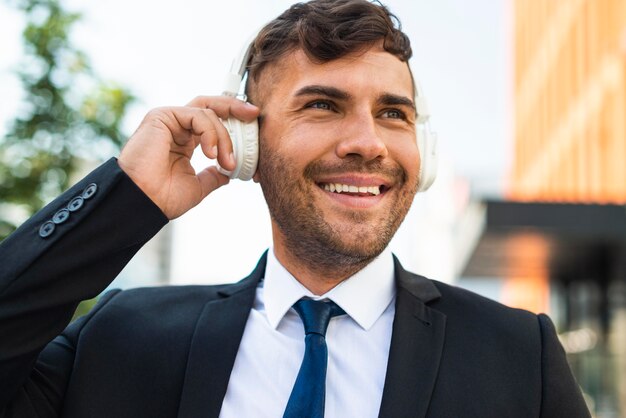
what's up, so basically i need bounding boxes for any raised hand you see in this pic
[118,96,259,219]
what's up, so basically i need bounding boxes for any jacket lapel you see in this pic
[378,257,447,418]
[177,254,266,418]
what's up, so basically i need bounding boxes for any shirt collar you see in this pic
[264,247,396,331]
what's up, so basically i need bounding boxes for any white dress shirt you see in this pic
[219,248,396,418]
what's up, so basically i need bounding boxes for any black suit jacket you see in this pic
[0,159,591,417]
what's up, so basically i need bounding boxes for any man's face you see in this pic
[255,44,421,276]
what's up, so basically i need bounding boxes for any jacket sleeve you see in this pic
[538,314,591,418]
[0,158,168,415]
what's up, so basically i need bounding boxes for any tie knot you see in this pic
[293,299,345,337]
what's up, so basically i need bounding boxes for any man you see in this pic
[0,0,590,417]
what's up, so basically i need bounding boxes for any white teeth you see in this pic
[368,186,380,196]
[321,183,382,196]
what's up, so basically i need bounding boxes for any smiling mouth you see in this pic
[317,182,389,196]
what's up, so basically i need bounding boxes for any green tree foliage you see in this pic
[0,0,135,240]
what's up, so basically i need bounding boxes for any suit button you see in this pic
[82,183,97,200]
[52,208,70,224]
[68,196,84,212]
[39,221,55,238]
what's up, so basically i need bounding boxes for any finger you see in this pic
[143,107,195,148]
[139,106,241,171]
[196,166,230,199]
[199,111,236,170]
[166,107,224,153]
[186,95,260,123]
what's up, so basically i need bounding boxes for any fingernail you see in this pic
[211,145,217,157]
[229,152,236,166]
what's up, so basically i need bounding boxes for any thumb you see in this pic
[196,166,231,200]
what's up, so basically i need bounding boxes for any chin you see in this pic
[322,221,394,258]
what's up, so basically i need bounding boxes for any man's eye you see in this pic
[307,101,333,110]
[383,109,406,119]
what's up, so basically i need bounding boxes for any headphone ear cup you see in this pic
[416,125,438,192]
[217,117,259,181]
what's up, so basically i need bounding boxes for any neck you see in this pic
[272,228,375,295]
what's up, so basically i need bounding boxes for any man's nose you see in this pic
[334,114,388,161]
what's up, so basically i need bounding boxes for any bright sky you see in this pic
[0,0,512,284]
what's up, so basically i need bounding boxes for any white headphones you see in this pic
[218,37,438,192]
[217,39,259,181]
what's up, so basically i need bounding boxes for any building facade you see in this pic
[512,0,626,204]
[511,1,626,415]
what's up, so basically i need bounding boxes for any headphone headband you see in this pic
[224,31,261,97]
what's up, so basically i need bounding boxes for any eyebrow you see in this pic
[294,85,351,101]
[377,93,416,111]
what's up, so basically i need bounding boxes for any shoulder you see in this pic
[73,281,246,329]
[65,281,249,341]
[425,279,545,350]
[394,256,537,323]
[431,279,536,319]
[395,260,538,325]
[395,259,544,346]
[97,281,243,313]
[75,256,265,333]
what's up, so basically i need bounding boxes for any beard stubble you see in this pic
[257,139,419,282]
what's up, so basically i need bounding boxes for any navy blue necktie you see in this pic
[283,299,345,418]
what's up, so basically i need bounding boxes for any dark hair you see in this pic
[248,0,412,83]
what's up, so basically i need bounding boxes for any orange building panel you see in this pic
[510,0,626,204]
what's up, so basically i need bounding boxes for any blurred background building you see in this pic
[462,1,626,416]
